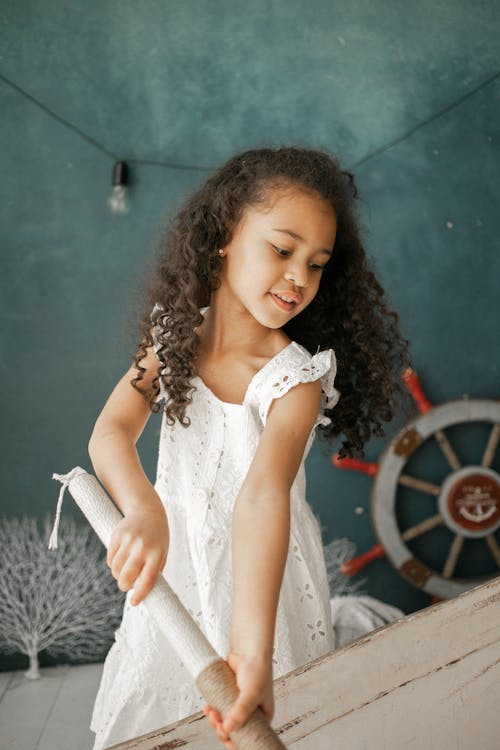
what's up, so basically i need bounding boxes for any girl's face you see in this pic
[220,185,337,327]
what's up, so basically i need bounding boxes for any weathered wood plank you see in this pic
[108,576,500,750]
[288,637,500,748]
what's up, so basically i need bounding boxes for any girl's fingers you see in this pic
[106,538,119,568]
[204,704,237,747]
[204,705,222,722]
[204,706,233,743]
[117,557,144,593]
[207,708,222,729]
[110,545,131,581]
[215,720,230,742]
[206,713,217,729]
[130,563,159,604]
[222,698,254,734]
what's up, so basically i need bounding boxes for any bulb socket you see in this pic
[112,161,129,187]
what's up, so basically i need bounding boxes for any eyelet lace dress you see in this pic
[90,306,341,750]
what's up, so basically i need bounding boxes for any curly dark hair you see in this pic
[131,145,415,459]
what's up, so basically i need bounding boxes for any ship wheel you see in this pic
[333,368,500,601]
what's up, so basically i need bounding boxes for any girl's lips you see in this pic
[272,290,302,304]
[270,292,295,311]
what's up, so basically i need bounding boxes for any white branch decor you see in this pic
[322,535,368,597]
[0,514,125,679]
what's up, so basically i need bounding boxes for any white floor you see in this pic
[0,663,103,750]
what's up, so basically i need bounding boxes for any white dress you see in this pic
[90,306,341,750]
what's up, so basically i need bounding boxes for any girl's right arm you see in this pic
[88,342,169,606]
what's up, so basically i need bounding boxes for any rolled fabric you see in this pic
[51,467,286,750]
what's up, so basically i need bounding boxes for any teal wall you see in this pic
[1,0,499,669]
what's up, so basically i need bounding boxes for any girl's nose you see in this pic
[285,266,308,288]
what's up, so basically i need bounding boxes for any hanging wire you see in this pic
[1,70,498,173]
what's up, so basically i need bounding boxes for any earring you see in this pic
[218,248,225,256]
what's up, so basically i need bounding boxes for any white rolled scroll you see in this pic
[51,467,286,750]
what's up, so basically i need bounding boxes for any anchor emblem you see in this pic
[457,484,498,523]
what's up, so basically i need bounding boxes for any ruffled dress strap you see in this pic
[255,341,341,428]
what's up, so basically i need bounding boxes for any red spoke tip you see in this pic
[402,368,433,413]
[332,454,379,476]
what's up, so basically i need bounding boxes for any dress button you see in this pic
[195,488,208,502]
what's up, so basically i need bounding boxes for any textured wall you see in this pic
[1,0,499,649]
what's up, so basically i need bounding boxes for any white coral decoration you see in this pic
[313,513,368,597]
[322,535,368,597]
[0,514,125,679]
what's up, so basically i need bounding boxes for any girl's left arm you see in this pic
[212,378,323,742]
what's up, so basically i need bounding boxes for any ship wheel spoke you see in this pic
[399,474,440,495]
[434,429,461,470]
[481,423,500,468]
[402,513,443,542]
[442,533,465,578]
[485,533,500,567]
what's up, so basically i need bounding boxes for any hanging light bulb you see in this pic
[108,160,130,215]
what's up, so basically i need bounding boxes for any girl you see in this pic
[87,146,412,749]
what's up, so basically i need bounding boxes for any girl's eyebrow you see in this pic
[271,227,332,256]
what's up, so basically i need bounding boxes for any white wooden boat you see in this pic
[109,574,500,749]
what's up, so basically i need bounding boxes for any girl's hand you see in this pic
[203,650,274,748]
[106,506,169,605]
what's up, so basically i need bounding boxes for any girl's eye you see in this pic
[273,245,290,257]
[271,245,326,271]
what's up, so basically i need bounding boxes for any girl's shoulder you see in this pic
[250,339,341,429]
